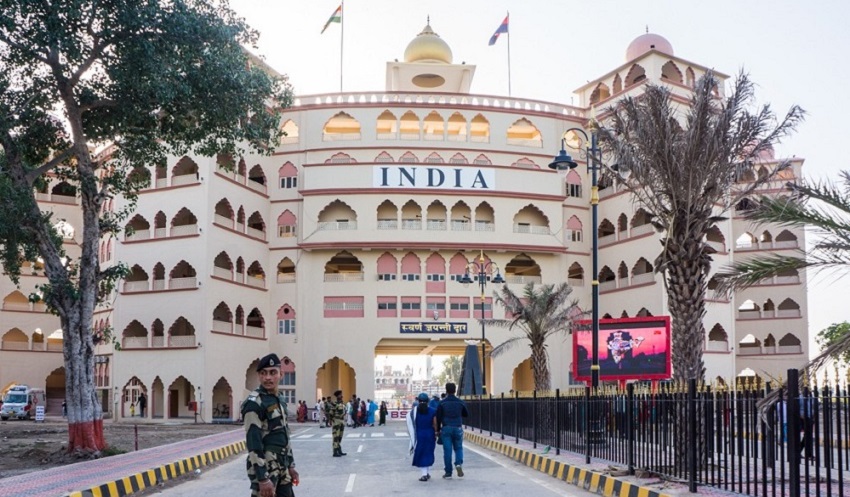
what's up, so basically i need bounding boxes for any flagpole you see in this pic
[506,11,511,97]
[340,0,344,92]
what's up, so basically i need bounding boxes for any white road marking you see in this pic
[465,445,563,495]
[357,444,363,453]
[394,432,408,437]
[321,434,332,438]
[346,433,361,438]
[371,432,384,437]
[295,434,315,439]
[344,473,356,493]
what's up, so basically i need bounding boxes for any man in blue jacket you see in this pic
[435,382,469,479]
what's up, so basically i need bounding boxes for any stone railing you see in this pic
[736,239,799,251]
[1,341,29,350]
[475,222,495,232]
[377,220,398,230]
[169,277,197,289]
[212,266,232,280]
[513,224,550,235]
[568,277,584,287]
[245,275,266,288]
[630,273,655,286]
[171,174,199,187]
[277,273,296,283]
[170,224,198,237]
[705,340,729,352]
[324,272,365,282]
[122,337,148,349]
[123,280,149,293]
[318,221,357,231]
[247,180,267,194]
[323,301,365,311]
[401,220,422,230]
[2,301,32,311]
[451,220,471,231]
[505,275,542,285]
[214,214,233,228]
[125,229,151,241]
[169,335,196,347]
[427,220,447,231]
[212,320,232,333]
[245,326,264,338]
[246,226,266,240]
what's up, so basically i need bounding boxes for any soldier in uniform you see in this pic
[242,353,300,497]
[330,389,348,457]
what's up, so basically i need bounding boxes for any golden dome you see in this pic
[403,23,453,64]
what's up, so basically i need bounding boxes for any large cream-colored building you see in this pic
[0,26,807,421]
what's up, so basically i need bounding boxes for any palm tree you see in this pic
[716,171,850,377]
[485,282,583,391]
[596,72,804,381]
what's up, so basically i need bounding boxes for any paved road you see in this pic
[148,423,597,497]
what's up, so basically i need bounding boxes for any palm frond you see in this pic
[489,336,526,358]
[713,254,809,294]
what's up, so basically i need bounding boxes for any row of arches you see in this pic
[598,258,656,291]
[320,112,543,148]
[589,61,712,105]
[273,199,551,236]
[737,298,803,319]
[125,208,201,241]
[34,180,79,204]
[211,253,267,288]
[123,260,207,292]
[212,199,267,240]
[1,327,63,351]
[120,317,198,348]
[118,357,300,420]
[738,332,803,355]
[735,230,799,251]
[2,290,48,313]
[210,302,271,337]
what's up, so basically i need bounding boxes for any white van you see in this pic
[0,385,47,420]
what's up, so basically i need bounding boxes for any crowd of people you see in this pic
[241,362,470,496]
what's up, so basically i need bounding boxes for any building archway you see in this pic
[152,377,165,418]
[45,366,65,416]
[212,377,234,421]
[166,376,195,419]
[511,358,534,392]
[316,357,357,401]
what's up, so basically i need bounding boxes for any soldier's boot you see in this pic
[338,447,347,456]
[333,448,342,457]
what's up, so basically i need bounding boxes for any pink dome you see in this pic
[626,33,674,61]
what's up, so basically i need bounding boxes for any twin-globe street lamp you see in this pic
[458,249,504,395]
[547,125,630,389]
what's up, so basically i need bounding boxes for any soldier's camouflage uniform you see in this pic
[242,386,295,497]
[330,399,346,450]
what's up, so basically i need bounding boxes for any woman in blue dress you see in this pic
[407,392,437,481]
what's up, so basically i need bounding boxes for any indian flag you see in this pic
[321,4,342,34]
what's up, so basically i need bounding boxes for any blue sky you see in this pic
[231,0,850,352]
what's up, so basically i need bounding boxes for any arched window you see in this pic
[377,200,398,230]
[376,110,398,140]
[426,201,447,230]
[568,263,584,286]
[277,257,295,283]
[278,162,298,189]
[423,111,445,140]
[624,64,646,86]
[280,119,299,143]
[447,113,467,142]
[401,200,422,229]
[470,114,490,143]
[474,202,495,231]
[170,208,198,236]
[323,112,361,141]
[213,252,233,279]
[448,253,469,282]
[399,111,420,140]
[565,170,582,198]
[512,205,550,235]
[425,253,446,291]
[612,74,623,94]
[589,83,611,104]
[661,61,683,84]
[247,165,267,190]
[277,305,296,335]
[376,252,398,281]
[566,216,583,243]
[125,214,151,241]
[214,199,234,228]
[277,210,297,238]
[449,201,472,231]
[505,254,540,284]
[246,211,266,238]
[599,219,616,238]
[472,154,491,165]
[168,317,196,347]
[317,200,357,230]
[686,67,695,87]
[506,118,542,147]
[400,253,421,281]
[171,156,199,184]
[212,303,233,333]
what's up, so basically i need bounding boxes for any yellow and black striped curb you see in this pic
[465,432,672,497]
[65,440,247,497]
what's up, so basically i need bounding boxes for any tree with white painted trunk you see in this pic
[0,0,291,455]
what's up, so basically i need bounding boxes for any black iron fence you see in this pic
[464,370,850,497]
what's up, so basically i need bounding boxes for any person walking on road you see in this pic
[379,401,388,426]
[436,382,469,479]
[330,390,348,457]
[241,353,299,497]
[407,392,438,481]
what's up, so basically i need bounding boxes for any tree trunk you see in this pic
[665,228,708,473]
[65,308,105,453]
[530,341,550,391]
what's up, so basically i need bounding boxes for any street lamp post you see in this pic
[548,126,608,389]
[458,249,505,395]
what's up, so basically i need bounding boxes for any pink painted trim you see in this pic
[210,275,269,291]
[214,172,271,199]
[122,234,200,245]
[300,187,564,202]
[599,281,656,295]
[295,241,569,254]
[210,330,267,341]
[213,222,269,244]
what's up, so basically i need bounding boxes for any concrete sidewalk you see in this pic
[0,429,244,497]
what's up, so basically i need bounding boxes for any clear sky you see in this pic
[230,0,850,355]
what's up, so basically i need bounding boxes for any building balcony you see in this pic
[505,275,542,285]
[318,220,357,231]
[513,224,550,235]
[277,273,296,284]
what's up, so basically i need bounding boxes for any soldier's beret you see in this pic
[256,353,282,371]
[333,390,342,397]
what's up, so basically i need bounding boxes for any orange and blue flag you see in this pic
[488,15,509,46]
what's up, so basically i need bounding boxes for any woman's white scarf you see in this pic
[407,404,417,454]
